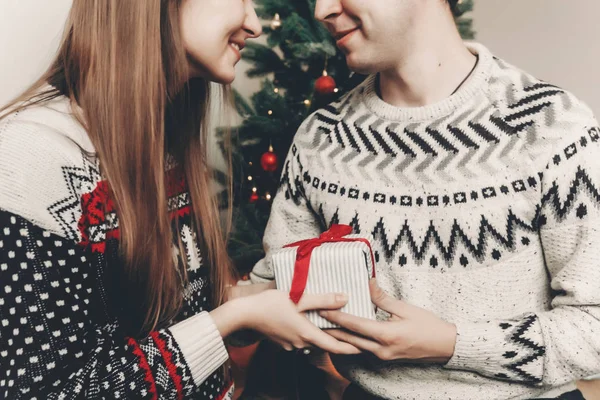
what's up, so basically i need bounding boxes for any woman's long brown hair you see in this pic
[0,0,234,336]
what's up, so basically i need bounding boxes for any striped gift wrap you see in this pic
[272,235,376,329]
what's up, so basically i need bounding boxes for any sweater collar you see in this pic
[360,42,494,123]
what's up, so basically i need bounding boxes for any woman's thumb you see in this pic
[296,293,348,312]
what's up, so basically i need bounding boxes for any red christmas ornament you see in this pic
[260,146,278,172]
[315,71,337,95]
[249,192,259,203]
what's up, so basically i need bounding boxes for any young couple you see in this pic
[0,0,598,399]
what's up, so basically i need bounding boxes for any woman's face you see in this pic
[180,0,262,84]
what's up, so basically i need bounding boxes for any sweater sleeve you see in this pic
[250,121,322,283]
[0,209,229,399]
[444,123,600,385]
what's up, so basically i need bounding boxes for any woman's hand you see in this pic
[214,289,361,355]
[320,279,457,363]
[226,281,276,302]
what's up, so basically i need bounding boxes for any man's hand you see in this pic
[320,279,457,363]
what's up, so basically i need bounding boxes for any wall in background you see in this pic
[0,0,72,106]
[472,0,600,114]
[1,0,598,113]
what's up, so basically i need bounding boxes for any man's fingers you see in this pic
[327,329,380,354]
[369,279,412,317]
[312,332,362,355]
[303,325,361,355]
[296,292,348,312]
[369,279,395,311]
[319,310,381,339]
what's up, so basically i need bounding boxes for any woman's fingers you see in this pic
[277,342,314,354]
[281,343,294,351]
[302,325,361,355]
[296,292,348,312]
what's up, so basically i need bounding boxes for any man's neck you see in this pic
[377,17,477,108]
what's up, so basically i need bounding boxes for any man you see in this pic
[251,0,600,398]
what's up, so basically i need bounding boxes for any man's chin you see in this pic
[345,57,378,75]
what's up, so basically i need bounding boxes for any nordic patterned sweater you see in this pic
[0,97,233,399]
[251,43,600,399]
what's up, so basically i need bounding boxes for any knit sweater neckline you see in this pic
[361,42,494,122]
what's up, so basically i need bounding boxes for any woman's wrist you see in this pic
[227,281,275,302]
[237,293,262,330]
[210,296,257,337]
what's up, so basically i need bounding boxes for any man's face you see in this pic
[315,0,422,74]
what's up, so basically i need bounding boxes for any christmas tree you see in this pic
[223,0,475,276]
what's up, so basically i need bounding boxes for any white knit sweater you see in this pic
[251,43,600,399]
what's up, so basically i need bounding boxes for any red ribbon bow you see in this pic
[283,224,376,304]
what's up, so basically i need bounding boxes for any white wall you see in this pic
[472,0,600,114]
[0,0,72,106]
[1,1,598,114]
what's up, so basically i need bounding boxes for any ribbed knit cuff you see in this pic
[443,321,507,376]
[169,311,229,386]
[444,316,547,385]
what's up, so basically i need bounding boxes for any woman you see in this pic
[0,1,358,398]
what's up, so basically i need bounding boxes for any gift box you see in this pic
[272,225,376,329]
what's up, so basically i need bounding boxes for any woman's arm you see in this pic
[0,209,357,399]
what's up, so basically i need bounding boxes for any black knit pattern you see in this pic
[0,207,228,399]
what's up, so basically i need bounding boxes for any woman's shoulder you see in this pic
[1,95,95,152]
[0,96,101,240]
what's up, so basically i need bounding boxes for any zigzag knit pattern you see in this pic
[253,43,600,399]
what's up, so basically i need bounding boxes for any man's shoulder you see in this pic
[297,79,368,140]
[489,56,595,121]
[488,56,597,145]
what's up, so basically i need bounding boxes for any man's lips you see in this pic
[334,28,359,41]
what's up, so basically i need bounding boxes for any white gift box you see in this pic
[272,231,376,329]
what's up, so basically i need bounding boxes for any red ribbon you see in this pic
[283,224,376,304]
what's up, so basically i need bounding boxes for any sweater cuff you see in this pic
[444,321,506,376]
[443,316,545,384]
[169,311,229,386]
